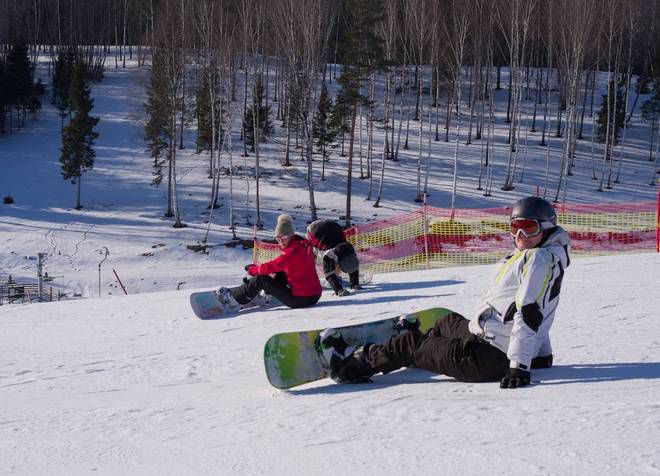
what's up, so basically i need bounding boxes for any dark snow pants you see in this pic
[365,312,510,383]
[230,272,320,309]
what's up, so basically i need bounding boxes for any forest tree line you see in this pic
[1,0,659,229]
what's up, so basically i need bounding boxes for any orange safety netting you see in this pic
[253,201,659,275]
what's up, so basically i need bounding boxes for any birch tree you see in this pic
[272,0,340,222]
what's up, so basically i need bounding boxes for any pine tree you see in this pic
[596,79,625,154]
[144,60,170,187]
[196,73,212,154]
[641,86,660,162]
[5,42,34,130]
[312,82,336,160]
[195,72,223,154]
[243,75,273,152]
[52,48,76,130]
[337,0,385,225]
[0,59,7,133]
[330,89,351,156]
[60,62,100,210]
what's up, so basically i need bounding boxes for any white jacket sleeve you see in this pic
[507,248,554,368]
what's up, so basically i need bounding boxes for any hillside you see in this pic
[0,57,658,297]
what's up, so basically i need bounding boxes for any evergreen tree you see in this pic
[5,42,34,129]
[337,0,385,225]
[144,60,170,186]
[243,75,273,152]
[0,59,7,133]
[312,82,337,174]
[329,89,351,156]
[27,78,44,118]
[60,62,100,209]
[641,85,660,162]
[596,79,625,153]
[52,48,76,130]
[195,71,223,154]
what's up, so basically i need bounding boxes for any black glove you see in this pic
[244,264,253,272]
[500,367,531,389]
[531,354,553,369]
[335,288,351,297]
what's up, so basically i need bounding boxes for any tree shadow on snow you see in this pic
[536,362,660,385]
[361,279,465,293]
[309,292,457,309]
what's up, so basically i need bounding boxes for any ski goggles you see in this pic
[510,218,543,238]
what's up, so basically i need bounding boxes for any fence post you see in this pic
[252,224,258,264]
[98,247,109,298]
[656,178,659,253]
[423,193,430,269]
[37,253,44,302]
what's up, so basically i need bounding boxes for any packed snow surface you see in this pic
[1,252,659,475]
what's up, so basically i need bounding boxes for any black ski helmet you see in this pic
[335,242,359,274]
[511,196,557,226]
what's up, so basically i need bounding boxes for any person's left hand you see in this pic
[245,264,258,276]
[500,368,531,389]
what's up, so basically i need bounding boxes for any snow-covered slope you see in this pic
[2,252,659,475]
[1,57,658,298]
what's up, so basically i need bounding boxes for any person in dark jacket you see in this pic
[217,214,322,310]
[306,219,361,297]
[318,197,569,389]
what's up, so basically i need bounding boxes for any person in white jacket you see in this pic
[320,196,571,389]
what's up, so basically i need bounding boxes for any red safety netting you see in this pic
[254,200,659,275]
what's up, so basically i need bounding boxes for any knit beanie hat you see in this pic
[274,214,295,237]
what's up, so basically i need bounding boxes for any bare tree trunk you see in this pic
[284,88,292,166]
[345,101,358,226]
[122,0,128,68]
[577,70,589,139]
[615,5,637,183]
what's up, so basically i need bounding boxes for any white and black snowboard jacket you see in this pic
[468,227,571,370]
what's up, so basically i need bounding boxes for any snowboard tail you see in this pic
[263,307,454,389]
[190,290,277,320]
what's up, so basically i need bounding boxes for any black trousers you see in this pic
[230,272,321,309]
[365,313,510,383]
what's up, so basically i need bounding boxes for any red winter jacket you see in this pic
[251,235,322,297]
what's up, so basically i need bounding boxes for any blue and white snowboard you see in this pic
[189,290,278,320]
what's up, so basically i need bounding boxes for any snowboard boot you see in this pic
[393,314,421,334]
[245,290,271,309]
[317,329,374,384]
[216,287,242,311]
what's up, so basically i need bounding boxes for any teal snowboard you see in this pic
[263,307,454,389]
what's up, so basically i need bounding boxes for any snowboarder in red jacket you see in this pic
[217,214,322,310]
